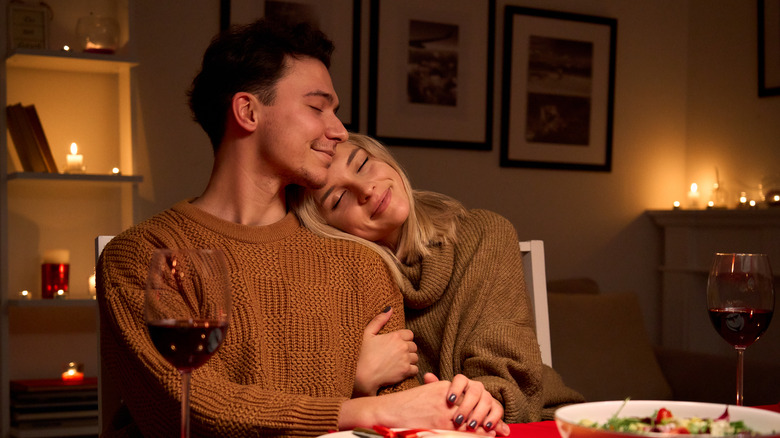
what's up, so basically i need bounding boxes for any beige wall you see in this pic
[129,0,780,344]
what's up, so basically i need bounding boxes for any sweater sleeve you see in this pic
[97,232,347,437]
[450,211,546,423]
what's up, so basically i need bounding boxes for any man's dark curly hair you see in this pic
[187,19,334,150]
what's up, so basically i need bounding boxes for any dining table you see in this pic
[505,403,780,438]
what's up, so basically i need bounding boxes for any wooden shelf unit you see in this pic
[1,2,139,437]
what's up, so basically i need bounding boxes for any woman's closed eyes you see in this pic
[331,155,370,210]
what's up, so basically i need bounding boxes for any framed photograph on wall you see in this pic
[368,0,495,150]
[219,0,361,131]
[500,7,616,171]
[759,0,780,97]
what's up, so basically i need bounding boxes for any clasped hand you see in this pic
[351,308,509,436]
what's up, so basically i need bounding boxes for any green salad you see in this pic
[578,402,761,436]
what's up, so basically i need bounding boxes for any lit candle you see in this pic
[61,362,84,382]
[112,167,121,175]
[19,290,31,300]
[672,201,681,210]
[738,191,748,209]
[88,272,97,299]
[66,143,84,174]
[768,190,780,207]
[687,183,700,209]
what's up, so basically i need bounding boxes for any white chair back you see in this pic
[94,235,117,433]
[519,240,552,367]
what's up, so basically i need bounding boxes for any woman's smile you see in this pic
[371,188,392,218]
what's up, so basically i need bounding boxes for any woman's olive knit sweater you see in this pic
[400,209,584,423]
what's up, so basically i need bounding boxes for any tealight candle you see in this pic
[66,143,84,174]
[19,290,31,300]
[737,192,749,209]
[672,201,681,210]
[112,167,120,175]
[61,362,84,382]
[767,190,780,207]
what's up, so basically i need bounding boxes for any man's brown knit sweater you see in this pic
[97,200,415,437]
[400,209,584,423]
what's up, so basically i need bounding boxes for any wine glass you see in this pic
[706,253,774,406]
[145,248,231,438]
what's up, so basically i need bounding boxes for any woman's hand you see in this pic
[353,307,419,396]
[340,374,509,437]
[425,373,510,436]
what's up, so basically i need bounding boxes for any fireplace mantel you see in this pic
[647,209,780,362]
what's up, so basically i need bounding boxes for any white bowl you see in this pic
[555,400,780,437]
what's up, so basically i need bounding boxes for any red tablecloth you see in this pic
[506,403,780,438]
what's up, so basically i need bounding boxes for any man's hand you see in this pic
[353,307,419,397]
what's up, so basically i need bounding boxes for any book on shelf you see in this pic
[10,377,98,393]
[7,130,24,172]
[5,103,56,173]
[10,421,98,438]
[24,105,59,173]
[10,378,98,437]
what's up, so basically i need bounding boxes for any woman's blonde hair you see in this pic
[288,133,466,285]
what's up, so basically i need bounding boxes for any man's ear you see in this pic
[231,92,259,132]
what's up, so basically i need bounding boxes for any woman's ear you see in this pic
[231,92,259,132]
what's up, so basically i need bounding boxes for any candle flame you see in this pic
[70,143,78,154]
[690,183,698,193]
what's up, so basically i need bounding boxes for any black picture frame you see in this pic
[500,6,616,172]
[759,0,780,97]
[367,0,495,150]
[219,0,361,131]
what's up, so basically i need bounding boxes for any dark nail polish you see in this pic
[468,420,477,429]
[485,422,493,430]
[447,393,457,403]
[382,305,392,313]
[455,414,464,425]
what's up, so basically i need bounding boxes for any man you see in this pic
[97,19,507,437]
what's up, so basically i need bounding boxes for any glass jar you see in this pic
[76,13,119,54]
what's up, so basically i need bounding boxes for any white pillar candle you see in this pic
[66,142,84,173]
[687,183,700,209]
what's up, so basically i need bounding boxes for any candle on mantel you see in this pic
[66,143,84,174]
[62,362,84,382]
[19,290,31,300]
[687,183,700,209]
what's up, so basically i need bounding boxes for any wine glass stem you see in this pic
[735,347,745,406]
[181,371,191,438]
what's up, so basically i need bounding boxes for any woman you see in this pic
[289,133,583,424]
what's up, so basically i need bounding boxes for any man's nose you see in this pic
[327,114,348,143]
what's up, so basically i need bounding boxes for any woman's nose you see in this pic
[354,182,373,204]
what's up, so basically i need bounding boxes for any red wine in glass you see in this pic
[145,249,231,438]
[147,319,228,373]
[706,253,774,406]
[707,308,773,349]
